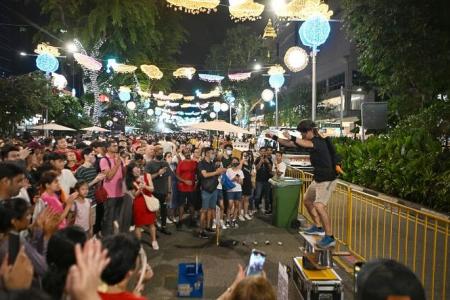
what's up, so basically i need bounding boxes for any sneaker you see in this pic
[244,214,252,220]
[232,219,239,228]
[238,215,246,222]
[303,225,325,236]
[212,223,217,229]
[157,221,161,227]
[225,220,231,228]
[160,227,172,235]
[317,235,336,249]
[206,227,215,233]
[166,218,173,224]
[198,231,209,239]
[264,210,272,215]
[151,241,159,250]
[220,219,226,228]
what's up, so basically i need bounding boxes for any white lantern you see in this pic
[146,109,154,116]
[261,89,274,102]
[284,46,309,73]
[106,120,113,127]
[210,112,217,119]
[220,103,229,112]
[126,101,136,110]
[155,108,162,116]
[213,101,221,113]
[112,117,118,122]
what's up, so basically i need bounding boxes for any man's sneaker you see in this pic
[166,218,173,224]
[264,210,272,215]
[232,219,239,228]
[206,227,215,233]
[238,215,246,222]
[317,235,336,249]
[212,222,217,229]
[198,231,209,239]
[151,241,159,250]
[225,220,231,228]
[244,214,252,220]
[303,225,325,236]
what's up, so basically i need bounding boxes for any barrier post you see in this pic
[346,185,353,251]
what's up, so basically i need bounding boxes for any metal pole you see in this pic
[311,50,317,122]
[361,102,365,142]
[340,86,344,137]
[275,88,279,129]
[229,105,232,124]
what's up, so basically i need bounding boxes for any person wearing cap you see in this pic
[267,119,338,249]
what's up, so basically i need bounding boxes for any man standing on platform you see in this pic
[267,120,338,249]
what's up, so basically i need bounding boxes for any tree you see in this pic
[343,0,450,119]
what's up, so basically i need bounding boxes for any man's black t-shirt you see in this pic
[222,156,233,168]
[309,137,336,182]
[198,159,219,193]
[255,157,272,182]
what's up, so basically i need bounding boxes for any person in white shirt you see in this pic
[225,157,245,228]
[273,151,287,178]
[46,152,77,196]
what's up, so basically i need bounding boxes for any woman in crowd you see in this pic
[240,151,254,221]
[225,157,245,228]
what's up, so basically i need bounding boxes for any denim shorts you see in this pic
[217,189,223,202]
[227,191,242,201]
[201,190,218,209]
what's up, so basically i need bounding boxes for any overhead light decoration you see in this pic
[184,95,195,101]
[106,120,113,127]
[262,19,277,39]
[220,103,229,112]
[173,67,196,79]
[302,0,333,20]
[34,43,60,73]
[229,0,265,22]
[269,74,285,90]
[127,101,137,110]
[166,102,180,107]
[261,89,274,102]
[153,92,170,101]
[213,102,221,113]
[228,72,252,82]
[51,73,67,90]
[119,86,131,102]
[198,74,224,83]
[73,53,102,71]
[200,103,210,109]
[198,87,221,99]
[299,14,331,50]
[112,63,137,73]
[157,100,167,107]
[155,107,162,116]
[210,112,217,119]
[284,46,309,72]
[106,58,117,73]
[140,64,163,80]
[166,0,220,14]
[143,100,150,108]
[147,108,154,116]
[274,0,333,20]
[99,94,110,103]
[168,93,184,101]
[138,90,152,98]
[268,64,285,75]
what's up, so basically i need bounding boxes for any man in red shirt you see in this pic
[175,149,198,229]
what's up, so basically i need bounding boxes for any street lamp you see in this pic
[269,74,285,129]
[19,52,27,56]
[66,42,78,53]
[253,63,262,71]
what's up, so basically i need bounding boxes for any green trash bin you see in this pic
[269,177,302,228]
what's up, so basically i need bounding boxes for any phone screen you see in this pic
[8,233,20,265]
[246,249,266,276]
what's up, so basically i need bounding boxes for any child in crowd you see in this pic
[73,180,93,236]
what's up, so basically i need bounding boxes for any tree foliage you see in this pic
[343,0,450,119]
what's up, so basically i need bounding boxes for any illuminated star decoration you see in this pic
[140,65,163,80]
[166,0,220,14]
[229,0,265,22]
[262,19,277,39]
[228,72,252,82]
[73,53,102,71]
[173,67,196,79]
[112,63,137,74]
[34,43,60,73]
[198,74,224,83]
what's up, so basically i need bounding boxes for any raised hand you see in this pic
[1,247,34,290]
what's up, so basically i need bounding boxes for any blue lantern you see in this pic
[143,100,150,108]
[299,15,331,50]
[36,53,59,73]
[269,74,285,89]
[119,91,131,102]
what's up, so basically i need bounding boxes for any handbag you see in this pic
[95,182,108,203]
[221,174,236,191]
[143,194,160,212]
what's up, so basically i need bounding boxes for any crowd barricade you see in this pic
[285,167,450,300]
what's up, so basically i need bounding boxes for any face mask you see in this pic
[226,150,232,155]
[156,155,163,160]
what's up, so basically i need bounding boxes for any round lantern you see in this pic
[210,112,217,119]
[261,89,274,102]
[155,108,162,116]
[36,53,59,73]
[269,74,285,89]
[143,100,150,108]
[112,117,118,122]
[284,46,309,72]
[126,101,136,110]
[213,102,221,113]
[299,15,331,49]
[220,103,229,112]
[106,120,113,127]
[147,109,154,116]
[99,94,110,103]
[119,91,131,102]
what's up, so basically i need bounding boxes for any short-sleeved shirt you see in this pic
[309,137,337,182]
[255,157,273,182]
[226,168,245,192]
[59,169,77,196]
[74,198,91,231]
[100,155,124,198]
[198,159,219,193]
[221,156,233,168]
[273,161,287,177]
[75,166,98,200]
[176,159,198,192]
[145,159,172,194]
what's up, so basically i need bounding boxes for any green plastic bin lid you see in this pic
[269,177,302,187]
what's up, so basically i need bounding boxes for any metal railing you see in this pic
[285,167,450,300]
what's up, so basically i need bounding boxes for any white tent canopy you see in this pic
[188,120,251,134]
[30,123,76,131]
[81,126,110,132]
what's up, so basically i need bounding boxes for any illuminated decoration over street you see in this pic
[112,63,137,73]
[119,86,131,102]
[284,46,309,72]
[35,43,60,57]
[137,90,151,98]
[73,53,102,71]
[262,19,277,39]
[126,101,136,110]
[299,14,330,50]
[269,74,285,89]
[274,0,333,20]
[220,103,229,112]
[153,92,171,101]
[228,72,252,81]
[99,94,110,103]
[106,120,113,127]
[140,64,163,79]
[36,53,59,73]
[168,93,184,100]
[147,109,154,116]
[157,100,167,107]
[51,73,67,90]
[197,87,221,99]
[229,0,265,22]
[199,74,224,83]
[184,96,195,101]
[210,112,217,119]
[261,89,274,102]
[213,102,221,112]
[166,0,220,14]
[173,67,196,79]
[267,64,285,75]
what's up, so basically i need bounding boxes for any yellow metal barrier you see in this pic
[286,167,450,300]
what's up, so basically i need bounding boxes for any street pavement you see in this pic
[140,214,354,300]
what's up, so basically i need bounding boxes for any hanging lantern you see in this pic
[184,95,195,101]
[51,73,67,90]
[274,0,333,20]
[127,101,136,110]
[213,102,221,113]
[284,46,309,72]
[229,0,265,22]
[112,63,137,73]
[99,94,110,103]
[228,72,252,82]
[261,89,274,102]
[138,90,152,98]
[36,53,59,73]
[155,108,162,116]
[73,53,102,71]
[166,0,220,14]
[299,14,331,50]
[168,93,184,101]
[119,86,131,102]
[140,64,163,80]
[262,19,277,39]
[268,64,285,75]
[106,120,113,127]
[147,109,154,116]
[209,112,217,119]
[199,74,224,83]
[269,74,285,89]
[220,103,229,112]
[112,117,119,122]
[173,67,196,79]
[143,100,150,108]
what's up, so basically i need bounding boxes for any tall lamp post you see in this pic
[299,15,331,122]
[268,74,285,129]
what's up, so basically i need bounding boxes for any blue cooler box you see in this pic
[177,263,204,298]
